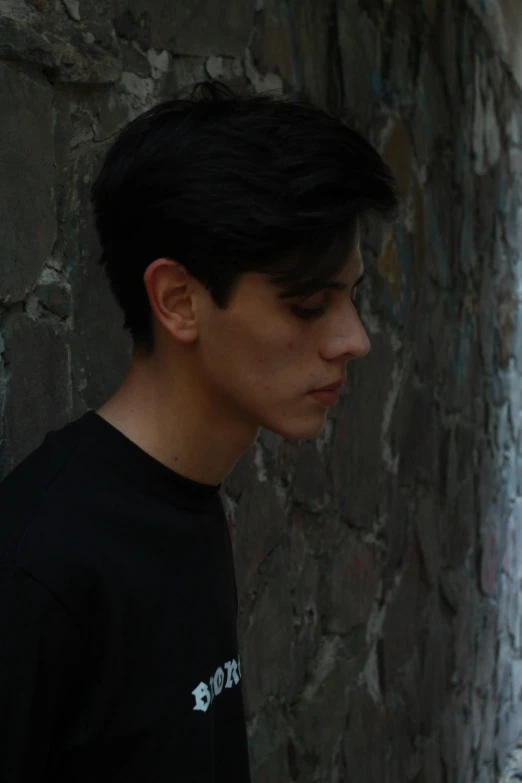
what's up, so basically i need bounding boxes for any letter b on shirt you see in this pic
[192,682,211,712]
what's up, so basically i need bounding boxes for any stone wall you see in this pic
[1,1,522,781]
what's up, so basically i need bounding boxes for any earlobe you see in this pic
[166,316,199,344]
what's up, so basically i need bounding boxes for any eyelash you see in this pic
[292,305,328,320]
[292,290,361,320]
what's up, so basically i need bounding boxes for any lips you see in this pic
[312,379,345,392]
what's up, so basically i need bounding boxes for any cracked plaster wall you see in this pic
[1,0,522,781]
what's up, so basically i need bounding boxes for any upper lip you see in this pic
[312,378,345,392]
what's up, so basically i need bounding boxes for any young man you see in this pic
[0,81,397,781]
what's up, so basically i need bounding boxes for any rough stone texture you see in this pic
[466,0,522,91]
[241,548,294,718]
[499,739,522,782]
[1,1,522,782]
[66,146,132,415]
[1,313,71,475]
[0,62,55,303]
[113,0,254,57]
[0,12,122,83]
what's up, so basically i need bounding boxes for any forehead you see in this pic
[334,242,363,279]
[222,238,364,308]
[272,240,363,299]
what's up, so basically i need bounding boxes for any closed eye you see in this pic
[290,271,365,321]
[291,303,328,320]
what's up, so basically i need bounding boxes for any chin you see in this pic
[265,416,327,441]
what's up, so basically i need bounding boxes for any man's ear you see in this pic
[143,258,199,344]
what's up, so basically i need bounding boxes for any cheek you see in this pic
[248,338,308,399]
[203,307,306,392]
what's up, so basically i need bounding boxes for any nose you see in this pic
[351,317,371,359]
[321,308,371,362]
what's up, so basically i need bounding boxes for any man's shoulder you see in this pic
[0,410,206,620]
[0,414,122,612]
[0,412,89,501]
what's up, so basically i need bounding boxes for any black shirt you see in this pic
[0,411,251,782]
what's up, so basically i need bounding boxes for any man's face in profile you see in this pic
[191,238,370,441]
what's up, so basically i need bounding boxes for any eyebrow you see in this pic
[319,270,366,292]
[275,270,365,299]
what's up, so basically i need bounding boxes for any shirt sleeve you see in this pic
[0,563,84,782]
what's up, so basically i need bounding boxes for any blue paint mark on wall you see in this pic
[416,85,432,145]
[424,192,464,373]
[380,227,411,325]
[281,0,302,96]
[456,317,475,382]
[377,192,475,386]
[64,215,79,275]
[369,72,381,122]
[495,165,508,215]
[512,307,522,368]
[371,71,382,100]
[461,23,473,89]
[459,205,474,276]
[369,71,399,120]
[425,193,451,289]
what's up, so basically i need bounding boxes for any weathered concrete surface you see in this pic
[500,739,522,783]
[114,0,254,57]
[1,313,71,476]
[0,10,122,83]
[1,1,522,781]
[466,0,522,91]
[0,63,55,303]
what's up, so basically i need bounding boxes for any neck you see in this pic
[96,351,259,486]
